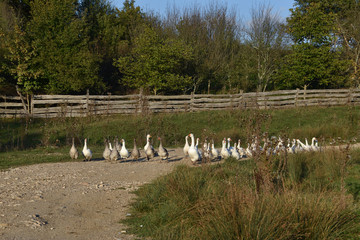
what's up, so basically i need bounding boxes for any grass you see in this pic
[1,105,360,151]
[123,150,360,239]
[1,105,360,238]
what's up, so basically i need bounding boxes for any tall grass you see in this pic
[124,152,360,239]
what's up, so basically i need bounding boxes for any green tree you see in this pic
[0,1,42,94]
[274,0,351,89]
[26,0,103,94]
[114,25,194,95]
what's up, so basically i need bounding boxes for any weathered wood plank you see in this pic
[0,102,24,107]
[33,99,88,104]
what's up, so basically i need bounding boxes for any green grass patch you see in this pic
[1,106,360,152]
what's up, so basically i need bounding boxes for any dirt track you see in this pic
[0,148,187,240]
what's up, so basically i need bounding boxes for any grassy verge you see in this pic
[124,149,360,239]
[1,105,359,151]
[0,145,105,170]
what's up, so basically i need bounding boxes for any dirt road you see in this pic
[0,148,187,240]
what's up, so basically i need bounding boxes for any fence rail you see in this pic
[1,88,360,118]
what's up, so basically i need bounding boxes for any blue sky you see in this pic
[111,0,295,22]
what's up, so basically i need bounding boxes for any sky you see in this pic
[111,0,295,22]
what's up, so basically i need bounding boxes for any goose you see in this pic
[130,139,141,160]
[183,135,190,157]
[109,141,113,151]
[202,139,208,152]
[287,139,296,154]
[110,138,120,161]
[204,142,213,162]
[82,138,92,161]
[297,139,310,151]
[158,137,169,160]
[311,137,319,151]
[102,138,111,161]
[231,143,241,160]
[220,138,230,159]
[144,134,156,161]
[115,136,122,152]
[211,140,220,160]
[245,143,253,158]
[237,139,246,158]
[120,139,130,159]
[69,137,79,159]
[188,133,201,164]
[196,137,202,156]
[227,138,233,151]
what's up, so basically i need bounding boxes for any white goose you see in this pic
[211,140,220,160]
[220,138,230,159]
[144,134,156,161]
[183,135,190,157]
[227,138,233,151]
[231,143,241,160]
[120,139,130,159]
[188,133,201,164]
[297,139,310,151]
[82,138,92,161]
[69,137,79,159]
[237,139,246,158]
[245,143,253,158]
[311,137,319,151]
[103,138,111,160]
[130,139,141,160]
[158,137,169,160]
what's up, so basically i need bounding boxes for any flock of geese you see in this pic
[69,133,320,164]
[184,133,320,164]
[69,134,168,162]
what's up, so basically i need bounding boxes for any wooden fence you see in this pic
[1,88,360,118]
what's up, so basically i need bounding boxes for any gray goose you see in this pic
[69,137,79,159]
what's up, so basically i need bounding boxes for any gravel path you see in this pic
[0,148,188,240]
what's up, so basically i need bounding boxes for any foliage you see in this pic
[1,0,360,95]
[114,25,194,95]
[273,0,351,89]
[274,43,350,89]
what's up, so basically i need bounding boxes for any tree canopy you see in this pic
[0,0,359,95]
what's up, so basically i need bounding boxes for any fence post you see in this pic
[86,89,89,116]
[190,92,194,112]
[239,90,243,109]
[348,88,353,105]
[30,95,34,115]
[107,92,111,115]
[295,88,299,107]
[303,85,307,107]
[139,87,144,114]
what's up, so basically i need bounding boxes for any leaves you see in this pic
[114,25,194,94]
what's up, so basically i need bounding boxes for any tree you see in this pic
[335,1,360,87]
[25,0,103,94]
[245,3,286,92]
[114,25,194,95]
[273,0,351,89]
[0,1,42,94]
[173,3,241,93]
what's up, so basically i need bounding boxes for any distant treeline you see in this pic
[1,0,359,96]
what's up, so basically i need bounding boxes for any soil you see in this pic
[0,148,188,240]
